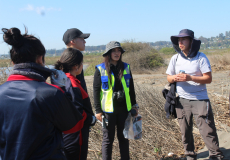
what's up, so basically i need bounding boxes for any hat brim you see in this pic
[102,47,125,57]
[171,34,192,45]
[79,33,90,39]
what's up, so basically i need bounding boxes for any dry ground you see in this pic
[84,70,230,160]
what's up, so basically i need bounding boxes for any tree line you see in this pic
[44,30,230,56]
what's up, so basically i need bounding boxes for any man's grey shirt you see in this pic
[166,52,211,100]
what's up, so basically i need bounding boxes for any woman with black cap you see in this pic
[166,29,224,160]
[93,41,138,160]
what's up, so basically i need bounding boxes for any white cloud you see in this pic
[20,4,61,15]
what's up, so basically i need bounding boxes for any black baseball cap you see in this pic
[63,28,90,45]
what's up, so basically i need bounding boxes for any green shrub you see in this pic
[83,41,165,75]
[141,51,164,68]
[159,47,175,54]
[121,40,150,53]
[122,41,164,73]
[84,56,103,76]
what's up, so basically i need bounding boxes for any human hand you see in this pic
[96,113,103,122]
[174,74,192,82]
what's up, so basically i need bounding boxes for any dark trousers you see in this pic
[102,108,129,160]
[176,98,222,159]
[63,126,90,160]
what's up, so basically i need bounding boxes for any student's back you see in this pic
[0,27,84,160]
[0,79,78,159]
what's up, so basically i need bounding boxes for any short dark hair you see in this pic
[2,27,46,64]
[55,48,83,73]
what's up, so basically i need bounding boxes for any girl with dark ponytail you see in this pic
[0,27,84,159]
[2,27,45,64]
[52,48,96,160]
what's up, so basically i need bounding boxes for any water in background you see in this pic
[0,65,87,75]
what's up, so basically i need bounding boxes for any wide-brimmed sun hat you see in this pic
[102,41,125,57]
[171,29,197,45]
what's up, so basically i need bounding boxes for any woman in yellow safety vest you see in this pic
[93,41,138,160]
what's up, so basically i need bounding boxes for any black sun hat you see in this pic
[171,29,201,58]
[171,29,197,45]
[63,28,90,45]
[102,41,125,57]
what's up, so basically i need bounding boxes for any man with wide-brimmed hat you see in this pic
[166,29,225,160]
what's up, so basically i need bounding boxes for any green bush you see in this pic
[159,47,175,54]
[142,51,164,68]
[84,56,103,76]
[122,41,165,73]
[121,40,150,53]
[83,41,165,75]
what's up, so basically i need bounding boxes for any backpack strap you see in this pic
[174,53,179,73]
[176,53,179,62]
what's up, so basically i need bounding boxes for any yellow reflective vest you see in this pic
[96,62,132,113]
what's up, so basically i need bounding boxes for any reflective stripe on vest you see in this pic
[96,63,132,113]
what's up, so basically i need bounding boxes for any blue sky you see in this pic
[0,0,230,54]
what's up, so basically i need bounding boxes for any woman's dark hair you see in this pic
[2,27,46,64]
[55,48,83,73]
[104,49,124,83]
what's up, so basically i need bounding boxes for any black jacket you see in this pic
[162,82,177,118]
[64,73,94,125]
[0,63,84,160]
[76,70,87,92]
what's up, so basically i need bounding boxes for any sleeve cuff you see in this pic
[95,109,103,114]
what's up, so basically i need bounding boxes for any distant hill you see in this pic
[198,31,230,49]
[45,41,173,56]
[35,30,230,56]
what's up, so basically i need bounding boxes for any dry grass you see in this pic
[0,60,13,85]
[0,59,12,68]
[86,83,207,160]
[85,79,230,159]
[45,56,60,66]
[208,53,230,72]
[0,67,12,85]
[209,93,230,129]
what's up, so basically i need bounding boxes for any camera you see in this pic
[113,91,125,102]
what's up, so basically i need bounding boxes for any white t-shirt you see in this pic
[166,52,211,100]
